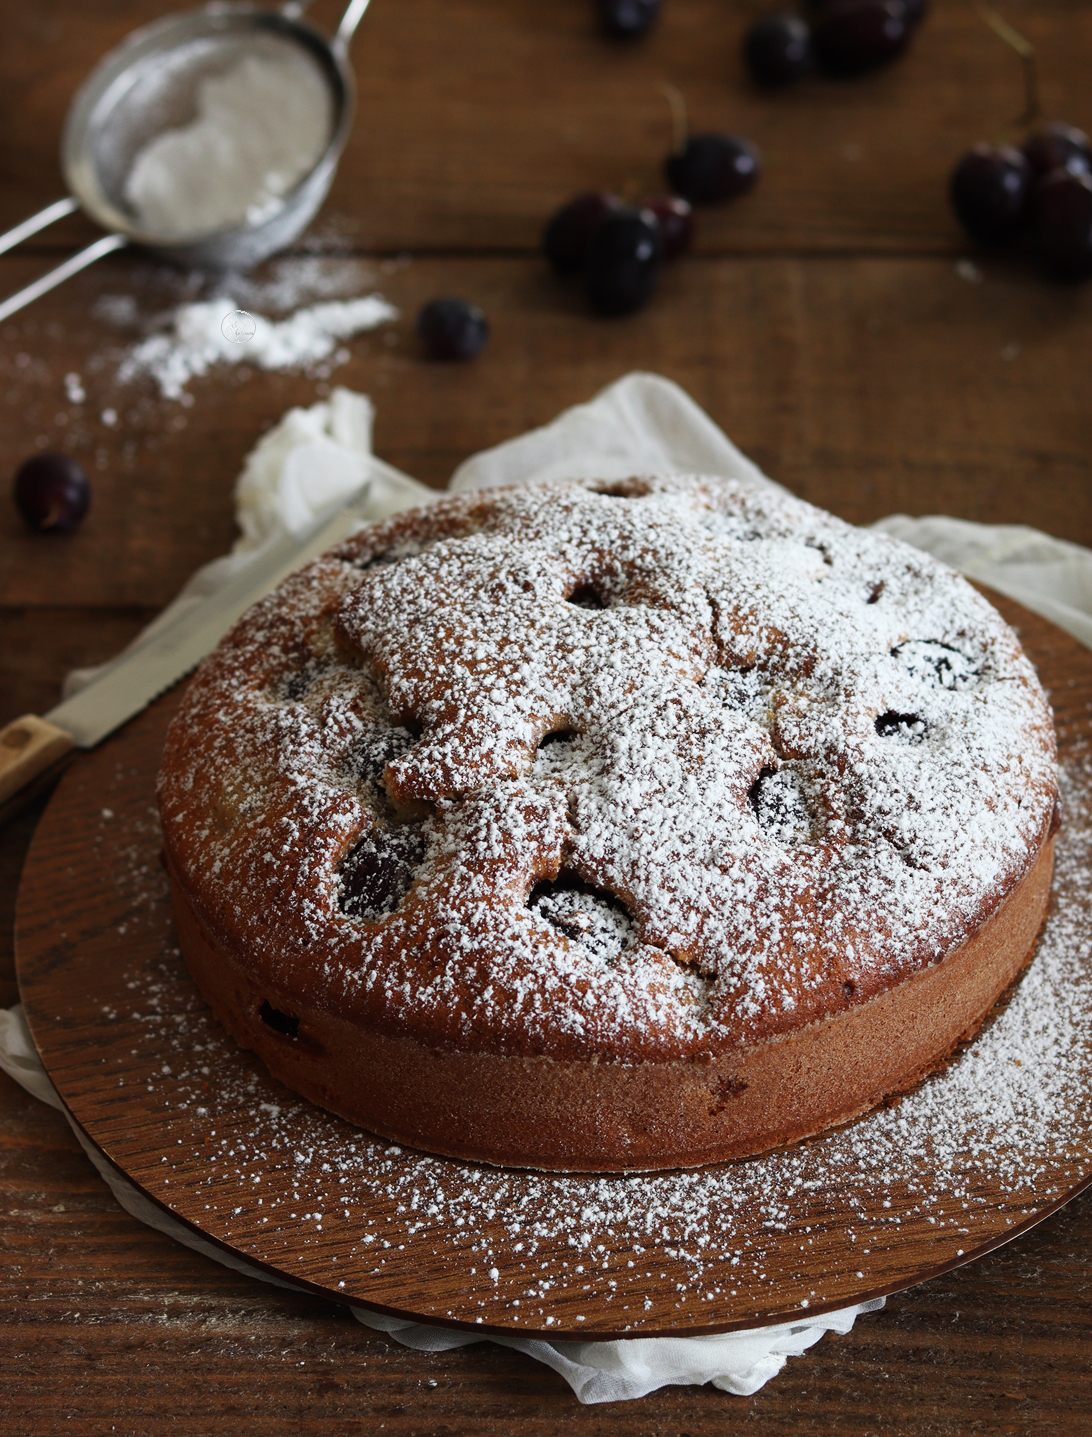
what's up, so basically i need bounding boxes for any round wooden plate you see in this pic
[15,595,1092,1341]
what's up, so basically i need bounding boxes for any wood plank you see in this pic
[2,0,1092,257]
[1,248,1090,611]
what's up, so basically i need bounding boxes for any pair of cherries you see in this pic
[744,0,927,87]
[950,122,1092,282]
[544,133,760,315]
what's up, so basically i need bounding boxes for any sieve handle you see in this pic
[333,0,373,55]
[0,232,129,326]
[0,196,81,260]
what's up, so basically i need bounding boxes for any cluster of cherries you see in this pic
[544,132,760,316]
[950,122,1092,282]
[743,0,927,86]
[13,453,91,533]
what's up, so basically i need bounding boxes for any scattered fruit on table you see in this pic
[416,298,489,360]
[13,452,91,533]
[812,0,913,77]
[743,0,926,87]
[1023,121,1092,180]
[640,194,695,259]
[584,207,662,315]
[544,191,622,274]
[949,9,1092,282]
[744,13,815,87]
[950,123,1092,282]
[665,133,761,204]
[597,0,660,38]
[949,144,1030,248]
[542,189,695,316]
[1033,168,1092,282]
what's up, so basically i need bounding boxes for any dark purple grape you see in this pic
[1034,169,1092,282]
[665,134,761,205]
[949,144,1030,248]
[543,191,621,274]
[813,0,912,77]
[744,14,815,87]
[583,207,661,315]
[640,194,695,259]
[1023,122,1092,181]
[13,452,90,533]
[416,298,489,361]
[596,0,660,37]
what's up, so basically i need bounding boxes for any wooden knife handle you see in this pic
[0,715,75,807]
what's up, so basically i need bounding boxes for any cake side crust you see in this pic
[167,831,1054,1173]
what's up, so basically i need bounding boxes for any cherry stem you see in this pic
[974,2,1043,129]
[660,82,689,156]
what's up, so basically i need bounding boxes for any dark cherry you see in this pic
[583,207,661,315]
[813,0,912,77]
[743,13,815,87]
[640,194,695,259]
[1034,169,1092,282]
[875,710,927,742]
[1023,122,1092,181]
[416,298,489,361]
[665,133,761,205]
[13,452,91,533]
[949,144,1030,248]
[543,190,621,274]
[596,0,660,38]
[339,827,426,919]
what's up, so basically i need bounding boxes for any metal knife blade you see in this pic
[49,456,428,749]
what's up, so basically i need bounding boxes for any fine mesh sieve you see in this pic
[0,0,371,323]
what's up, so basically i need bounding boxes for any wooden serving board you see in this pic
[14,595,1092,1341]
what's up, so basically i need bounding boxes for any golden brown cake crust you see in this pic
[157,476,1058,1170]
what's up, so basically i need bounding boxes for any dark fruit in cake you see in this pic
[543,191,622,274]
[597,0,660,37]
[665,133,761,204]
[12,452,91,533]
[1033,169,1092,282]
[744,13,815,87]
[1023,122,1092,181]
[949,144,1031,247]
[640,194,695,259]
[339,827,427,919]
[583,207,661,315]
[416,298,489,361]
[813,0,912,76]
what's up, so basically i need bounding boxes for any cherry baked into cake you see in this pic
[157,476,1058,1172]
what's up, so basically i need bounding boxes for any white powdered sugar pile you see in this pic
[116,294,398,400]
[124,45,333,240]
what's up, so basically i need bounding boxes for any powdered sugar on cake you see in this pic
[157,477,1056,1060]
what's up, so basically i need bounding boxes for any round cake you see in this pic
[157,475,1058,1172]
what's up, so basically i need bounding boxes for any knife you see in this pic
[0,455,430,820]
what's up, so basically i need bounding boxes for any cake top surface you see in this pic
[157,475,1057,1061]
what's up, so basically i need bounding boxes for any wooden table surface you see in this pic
[3,0,1092,1430]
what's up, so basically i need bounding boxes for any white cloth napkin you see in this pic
[7,369,1092,1402]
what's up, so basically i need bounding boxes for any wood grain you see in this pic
[13,594,1092,1343]
[1,249,1090,617]
[2,0,1091,257]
